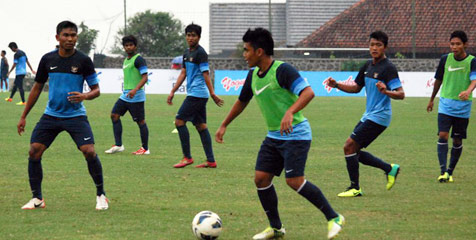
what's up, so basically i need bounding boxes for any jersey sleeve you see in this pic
[82,57,99,86]
[434,54,448,81]
[384,65,402,90]
[197,48,209,73]
[134,56,148,75]
[276,63,309,95]
[470,58,476,81]
[355,61,369,86]
[13,52,19,64]
[34,55,49,84]
[238,70,254,102]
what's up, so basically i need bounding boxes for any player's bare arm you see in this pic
[326,76,363,93]
[280,86,314,136]
[376,82,405,100]
[458,80,476,100]
[127,73,148,99]
[17,82,45,135]
[168,68,186,105]
[427,78,442,112]
[203,71,224,107]
[215,100,249,143]
[67,84,100,103]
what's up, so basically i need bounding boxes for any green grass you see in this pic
[0,92,475,240]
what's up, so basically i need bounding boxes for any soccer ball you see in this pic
[192,211,223,240]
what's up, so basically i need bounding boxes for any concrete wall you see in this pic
[104,56,439,72]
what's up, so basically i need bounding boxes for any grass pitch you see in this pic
[0,93,475,239]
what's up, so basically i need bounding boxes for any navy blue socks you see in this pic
[28,158,43,199]
[297,180,338,220]
[448,143,462,175]
[177,125,191,159]
[139,123,149,150]
[359,151,392,173]
[198,128,215,162]
[86,155,105,196]
[112,119,122,146]
[257,183,282,229]
[437,138,448,174]
[345,153,360,189]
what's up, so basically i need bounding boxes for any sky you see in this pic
[0,0,285,71]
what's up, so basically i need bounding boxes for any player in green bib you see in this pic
[215,28,344,240]
[105,35,150,155]
[427,30,476,182]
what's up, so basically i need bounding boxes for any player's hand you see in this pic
[32,70,37,75]
[127,89,137,99]
[280,111,294,136]
[458,90,470,101]
[211,94,224,107]
[325,77,337,88]
[376,81,387,94]
[67,92,86,103]
[167,92,174,105]
[17,118,26,136]
[215,125,226,143]
[427,100,434,112]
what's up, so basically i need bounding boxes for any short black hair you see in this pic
[8,42,18,49]
[122,35,138,46]
[185,23,202,37]
[242,28,274,56]
[369,31,388,47]
[1,50,6,55]
[56,20,78,35]
[450,30,468,43]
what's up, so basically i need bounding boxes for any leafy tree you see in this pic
[77,22,99,55]
[111,10,187,57]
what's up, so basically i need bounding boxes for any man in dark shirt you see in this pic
[17,21,108,210]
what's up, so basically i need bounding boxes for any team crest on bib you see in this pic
[71,66,79,73]
[373,72,379,78]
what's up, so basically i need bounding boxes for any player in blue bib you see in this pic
[326,31,405,198]
[17,21,108,210]
[1,50,9,92]
[168,23,224,168]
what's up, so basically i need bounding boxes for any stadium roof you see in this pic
[298,0,476,55]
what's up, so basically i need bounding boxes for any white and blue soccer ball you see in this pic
[192,211,223,240]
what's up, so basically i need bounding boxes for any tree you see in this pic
[111,10,187,57]
[77,22,99,55]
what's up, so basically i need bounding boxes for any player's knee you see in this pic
[29,144,45,159]
[453,138,462,146]
[195,124,207,132]
[81,147,96,159]
[175,119,185,127]
[438,132,449,140]
[343,141,355,154]
[254,176,272,188]
[285,178,303,191]
[110,114,119,122]
[137,119,146,125]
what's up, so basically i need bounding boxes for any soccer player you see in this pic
[1,50,8,92]
[105,35,150,155]
[17,21,108,210]
[5,42,36,105]
[167,23,224,168]
[216,28,344,240]
[427,30,476,183]
[326,31,404,197]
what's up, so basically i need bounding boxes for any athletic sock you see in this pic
[198,128,215,162]
[448,143,462,175]
[257,183,282,229]
[112,119,122,146]
[297,180,338,221]
[86,155,105,196]
[139,123,149,150]
[345,153,360,189]
[28,158,43,199]
[358,151,392,173]
[437,138,448,174]
[176,125,191,159]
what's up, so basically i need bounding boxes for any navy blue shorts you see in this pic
[176,96,208,125]
[111,99,145,122]
[438,113,469,139]
[350,120,386,148]
[255,137,311,178]
[31,114,95,148]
